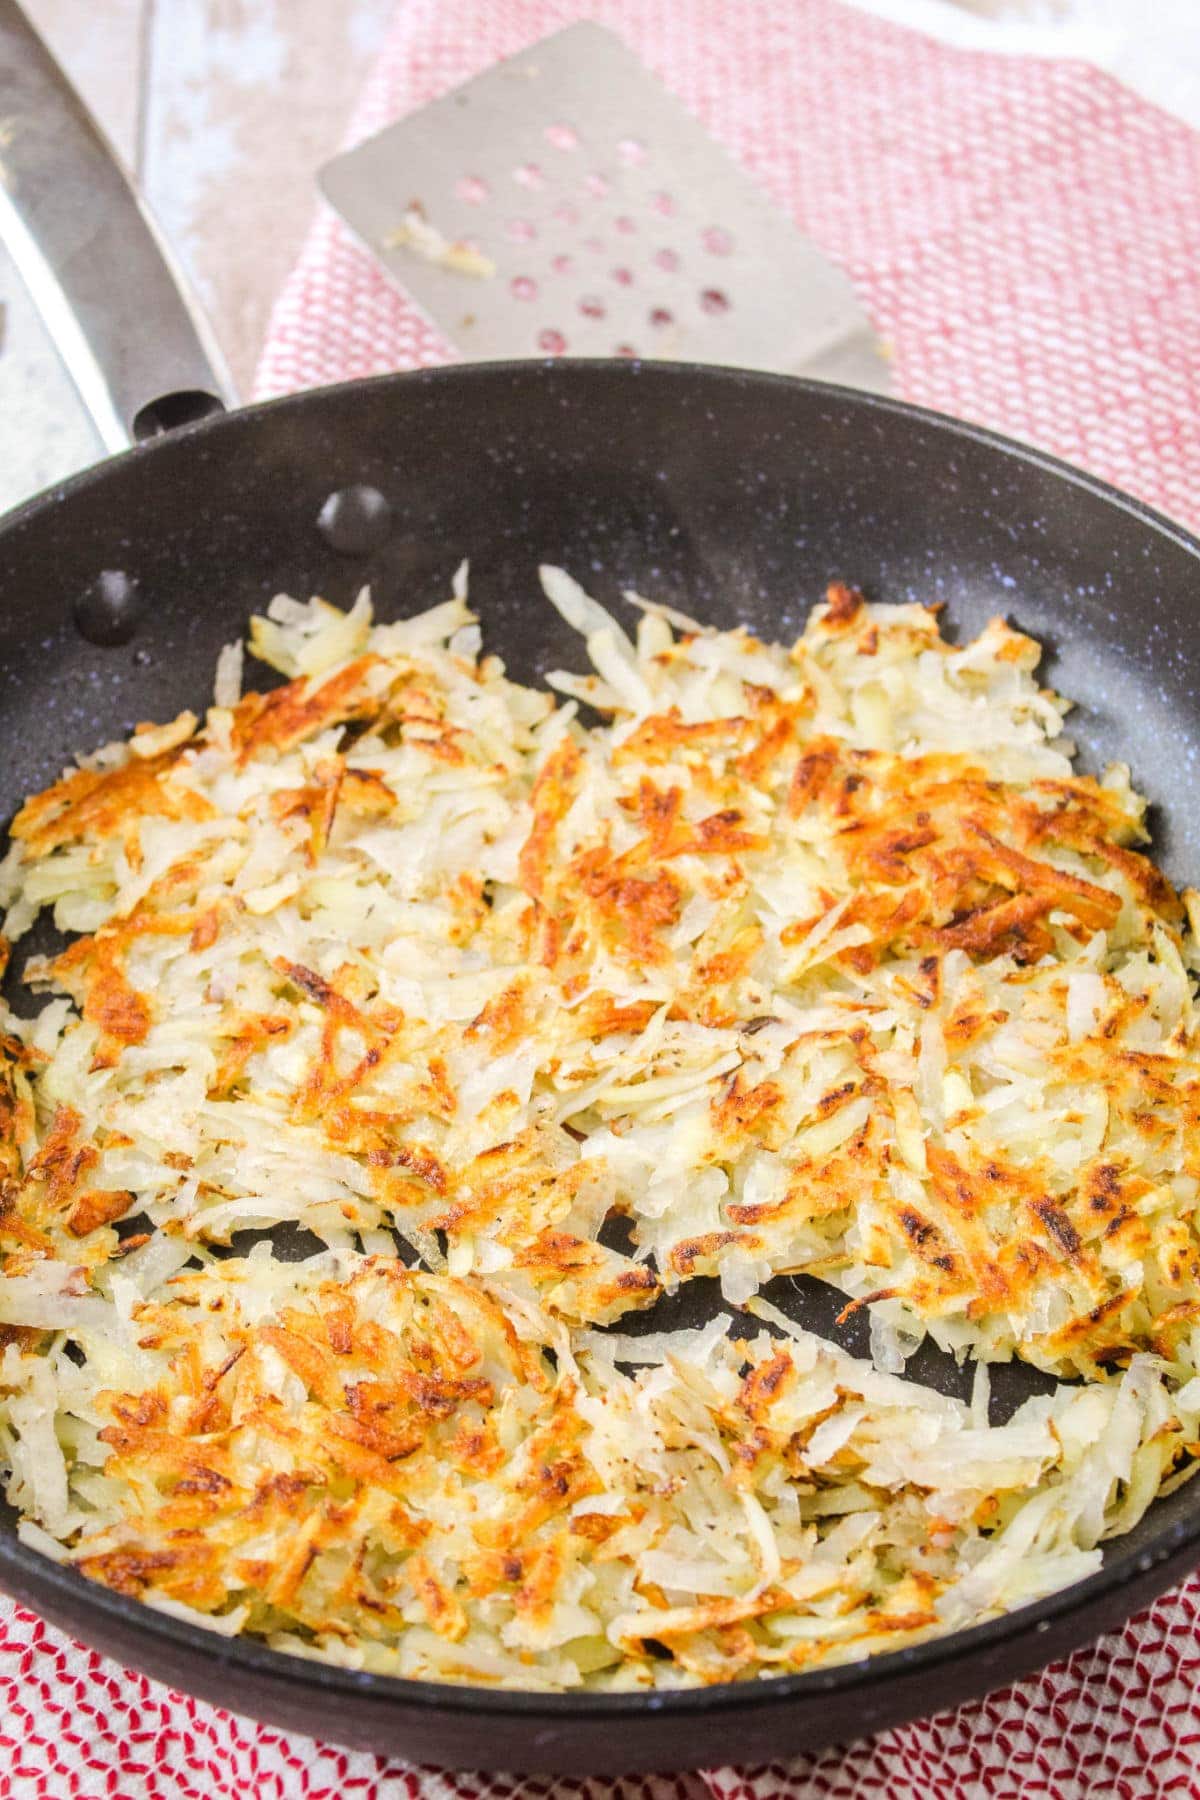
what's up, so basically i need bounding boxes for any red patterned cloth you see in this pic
[6,3,1200,1795]
[5,1583,1200,1797]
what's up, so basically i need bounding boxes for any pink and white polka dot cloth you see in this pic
[6,3,1200,1795]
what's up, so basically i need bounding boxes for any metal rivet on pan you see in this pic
[73,570,144,646]
[316,485,394,555]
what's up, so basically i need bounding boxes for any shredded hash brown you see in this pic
[2,566,1200,1689]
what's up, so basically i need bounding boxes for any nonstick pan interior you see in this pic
[1,361,1199,1773]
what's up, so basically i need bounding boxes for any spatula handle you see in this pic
[0,1,236,451]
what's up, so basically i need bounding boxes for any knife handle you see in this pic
[0,1,236,451]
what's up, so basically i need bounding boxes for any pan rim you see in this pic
[2,356,1199,1723]
[1,1496,1193,1720]
[6,354,1200,558]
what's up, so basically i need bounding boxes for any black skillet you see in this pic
[2,3,1200,1779]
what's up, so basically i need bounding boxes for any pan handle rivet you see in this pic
[73,570,144,646]
[317,485,394,555]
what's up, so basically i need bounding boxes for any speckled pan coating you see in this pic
[1,361,1198,1774]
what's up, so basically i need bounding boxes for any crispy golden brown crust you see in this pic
[51,1258,1092,1682]
[3,579,1200,1688]
[3,591,1196,1364]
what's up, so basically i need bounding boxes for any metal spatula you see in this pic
[319,22,889,386]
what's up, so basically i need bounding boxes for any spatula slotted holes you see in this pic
[543,122,579,152]
[461,122,740,358]
[454,174,490,204]
[325,21,890,386]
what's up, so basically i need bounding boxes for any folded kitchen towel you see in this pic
[256,0,1200,533]
[5,3,1200,1797]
